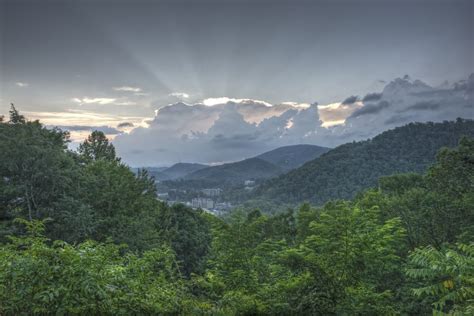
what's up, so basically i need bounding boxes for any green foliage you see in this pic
[78,130,119,163]
[0,108,165,251]
[8,104,26,124]
[156,203,212,277]
[298,202,406,314]
[374,138,474,248]
[406,243,474,315]
[79,159,162,249]
[0,109,75,224]
[0,220,187,315]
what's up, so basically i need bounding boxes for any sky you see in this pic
[0,0,473,166]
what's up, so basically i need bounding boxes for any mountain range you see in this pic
[252,118,474,206]
[255,144,330,171]
[140,144,330,184]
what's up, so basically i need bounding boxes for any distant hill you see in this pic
[256,144,330,170]
[185,158,283,185]
[254,119,474,206]
[168,144,329,185]
[162,163,208,180]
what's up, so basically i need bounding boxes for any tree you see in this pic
[0,109,76,224]
[300,201,406,314]
[155,203,212,277]
[0,219,187,314]
[406,243,474,315]
[78,131,119,162]
[80,159,161,250]
[8,104,25,124]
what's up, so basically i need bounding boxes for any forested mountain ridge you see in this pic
[185,157,283,184]
[167,145,328,186]
[255,144,330,170]
[161,162,208,179]
[153,144,329,185]
[254,118,474,205]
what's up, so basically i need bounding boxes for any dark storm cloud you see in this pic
[117,122,134,128]
[384,114,415,125]
[342,95,359,105]
[349,101,390,118]
[454,74,474,92]
[210,133,261,148]
[362,93,383,102]
[404,101,440,111]
[410,89,454,98]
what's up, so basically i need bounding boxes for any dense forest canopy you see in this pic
[0,107,473,314]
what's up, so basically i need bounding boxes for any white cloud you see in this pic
[202,97,272,107]
[318,101,363,127]
[104,74,474,166]
[113,99,329,166]
[281,101,311,109]
[73,97,116,105]
[113,86,142,92]
[169,92,190,99]
[72,97,136,106]
[24,109,146,127]
[15,82,29,87]
[134,92,150,96]
[114,101,137,106]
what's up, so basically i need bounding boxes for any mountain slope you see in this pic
[256,144,330,170]
[162,163,208,180]
[186,158,283,184]
[254,119,474,205]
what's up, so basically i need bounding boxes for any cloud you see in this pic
[51,125,121,135]
[349,101,390,118]
[169,92,190,99]
[113,100,329,166]
[341,95,359,105]
[202,97,272,107]
[338,74,473,144]
[318,102,362,127]
[15,82,29,87]
[117,122,134,128]
[45,124,123,143]
[24,109,147,128]
[112,74,473,166]
[73,97,116,105]
[384,114,414,125]
[454,73,474,98]
[404,101,440,111]
[114,86,142,92]
[281,101,311,109]
[72,97,136,106]
[362,92,383,102]
[114,101,137,106]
